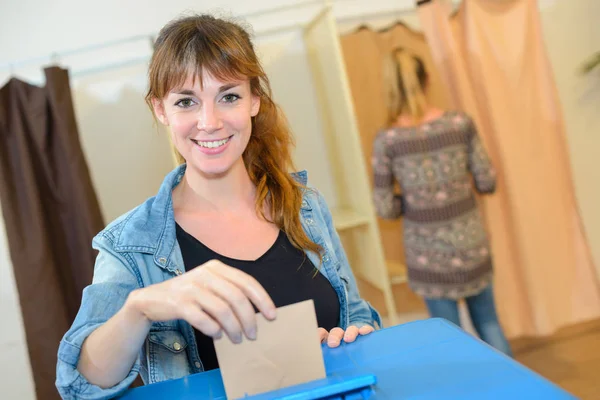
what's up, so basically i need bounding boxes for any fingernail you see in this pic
[214,331,222,339]
[234,334,243,344]
[247,328,257,341]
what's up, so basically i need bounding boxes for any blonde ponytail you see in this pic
[384,49,428,125]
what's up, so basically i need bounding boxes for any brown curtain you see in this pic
[413,0,600,337]
[340,24,451,278]
[0,67,104,399]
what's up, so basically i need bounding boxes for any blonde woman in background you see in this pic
[372,48,512,356]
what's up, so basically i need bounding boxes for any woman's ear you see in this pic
[250,95,260,117]
[151,98,169,126]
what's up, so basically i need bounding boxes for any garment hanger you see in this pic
[378,20,411,34]
[346,23,374,36]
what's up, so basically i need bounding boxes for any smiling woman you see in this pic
[55,13,380,400]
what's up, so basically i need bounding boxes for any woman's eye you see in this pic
[175,98,195,108]
[222,94,240,103]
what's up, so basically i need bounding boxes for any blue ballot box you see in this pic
[118,318,576,399]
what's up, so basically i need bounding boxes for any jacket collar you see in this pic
[291,170,308,186]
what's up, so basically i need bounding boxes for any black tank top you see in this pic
[175,224,340,371]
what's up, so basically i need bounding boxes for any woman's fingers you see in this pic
[320,325,375,347]
[358,325,375,336]
[318,328,329,343]
[207,261,277,320]
[327,327,345,348]
[193,288,244,343]
[201,275,258,340]
[181,305,222,339]
[343,326,360,343]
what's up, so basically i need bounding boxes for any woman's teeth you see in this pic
[195,137,230,148]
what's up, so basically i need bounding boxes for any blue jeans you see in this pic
[424,285,513,357]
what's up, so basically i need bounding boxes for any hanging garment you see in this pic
[373,111,495,299]
[417,0,600,337]
[0,67,104,399]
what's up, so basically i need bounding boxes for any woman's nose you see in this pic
[197,104,223,133]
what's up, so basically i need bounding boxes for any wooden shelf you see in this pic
[331,208,370,231]
[387,260,408,285]
[303,8,399,323]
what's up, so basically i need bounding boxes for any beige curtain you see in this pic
[415,0,600,337]
[340,23,451,276]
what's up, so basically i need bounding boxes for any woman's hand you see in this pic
[128,259,276,343]
[318,325,375,348]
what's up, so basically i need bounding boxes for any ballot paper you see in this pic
[214,299,326,399]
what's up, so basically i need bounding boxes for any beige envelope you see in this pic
[214,299,327,399]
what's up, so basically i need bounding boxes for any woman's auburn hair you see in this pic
[145,14,323,260]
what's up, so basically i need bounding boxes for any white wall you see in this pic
[0,0,291,63]
[256,30,338,202]
[72,64,175,223]
[538,0,600,277]
[0,0,420,68]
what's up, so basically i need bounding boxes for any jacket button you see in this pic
[306,218,314,225]
[175,269,183,276]
[195,361,202,369]
[323,253,329,262]
[173,342,182,351]
[158,257,167,265]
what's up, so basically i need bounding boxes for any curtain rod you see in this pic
[0,0,435,74]
[334,0,461,25]
[0,0,333,73]
[335,7,415,25]
[0,34,154,73]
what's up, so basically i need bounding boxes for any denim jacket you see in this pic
[55,165,381,400]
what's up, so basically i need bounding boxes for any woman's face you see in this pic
[153,70,260,178]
